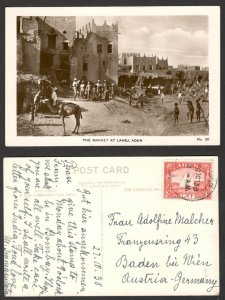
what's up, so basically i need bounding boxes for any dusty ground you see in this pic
[17,94,209,136]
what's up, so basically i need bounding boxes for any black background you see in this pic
[0,0,224,299]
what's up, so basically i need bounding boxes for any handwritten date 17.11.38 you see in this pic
[93,245,103,287]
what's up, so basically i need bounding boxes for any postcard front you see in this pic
[5,6,220,146]
[4,157,219,296]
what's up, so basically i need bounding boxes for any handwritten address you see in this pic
[108,211,218,292]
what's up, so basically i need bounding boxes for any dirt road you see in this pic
[17,95,209,136]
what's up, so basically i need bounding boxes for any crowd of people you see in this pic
[31,76,208,127]
[171,80,208,125]
[72,78,115,101]
[173,99,204,125]
[125,78,209,124]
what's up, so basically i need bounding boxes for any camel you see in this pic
[58,102,83,135]
[32,88,83,135]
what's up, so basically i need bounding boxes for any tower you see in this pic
[71,19,118,84]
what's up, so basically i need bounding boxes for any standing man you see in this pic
[196,99,202,122]
[158,87,161,96]
[128,91,132,106]
[85,82,92,99]
[80,80,85,98]
[72,78,79,100]
[91,86,97,101]
[38,78,52,99]
[33,90,42,116]
[178,91,182,104]
[111,83,115,100]
[96,80,101,100]
[30,105,35,123]
[103,80,108,100]
[96,79,101,91]
[174,103,179,125]
[104,86,109,101]
[171,83,174,94]
[138,93,144,108]
[161,91,165,103]
[103,80,108,91]
[187,100,195,123]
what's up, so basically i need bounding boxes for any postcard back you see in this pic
[4,156,219,296]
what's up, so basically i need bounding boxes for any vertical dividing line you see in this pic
[101,188,104,280]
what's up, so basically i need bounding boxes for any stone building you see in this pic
[177,64,201,71]
[17,17,41,75]
[70,19,118,84]
[17,17,118,84]
[17,16,76,81]
[156,57,168,70]
[119,53,168,73]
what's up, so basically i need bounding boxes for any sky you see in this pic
[77,16,208,68]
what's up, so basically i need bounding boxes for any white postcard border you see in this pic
[5,6,220,146]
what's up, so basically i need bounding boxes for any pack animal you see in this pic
[58,103,83,135]
[32,88,83,135]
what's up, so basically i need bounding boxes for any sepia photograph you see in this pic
[5,7,220,145]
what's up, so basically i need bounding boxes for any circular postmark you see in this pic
[164,161,217,201]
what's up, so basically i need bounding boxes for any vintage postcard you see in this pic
[4,156,219,296]
[5,6,220,146]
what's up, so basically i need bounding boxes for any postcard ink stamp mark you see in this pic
[164,162,215,201]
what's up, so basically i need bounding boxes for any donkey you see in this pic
[58,103,83,135]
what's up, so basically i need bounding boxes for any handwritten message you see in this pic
[4,159,103,296]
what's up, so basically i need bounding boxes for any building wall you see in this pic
[38,19,65,70]
[156,57,168,70]
[22,40,41,75]
[91,20,118,83]
[21,17,39,33]
[89,32,118,83]
[17,37,23,69]
[37,17,76,81]
[71,37,88,81]
[184,70,208,81]
[17,17,76,80]
[18,17,119,84]
[39,17,76,46]
[17,17,41,74]
[133,56,157,72]
[119,53,168,73]
[119,53,135,70]
[177,64,201,71]
[71,20,118,84]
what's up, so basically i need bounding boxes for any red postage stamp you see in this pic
[164,161,212,201]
